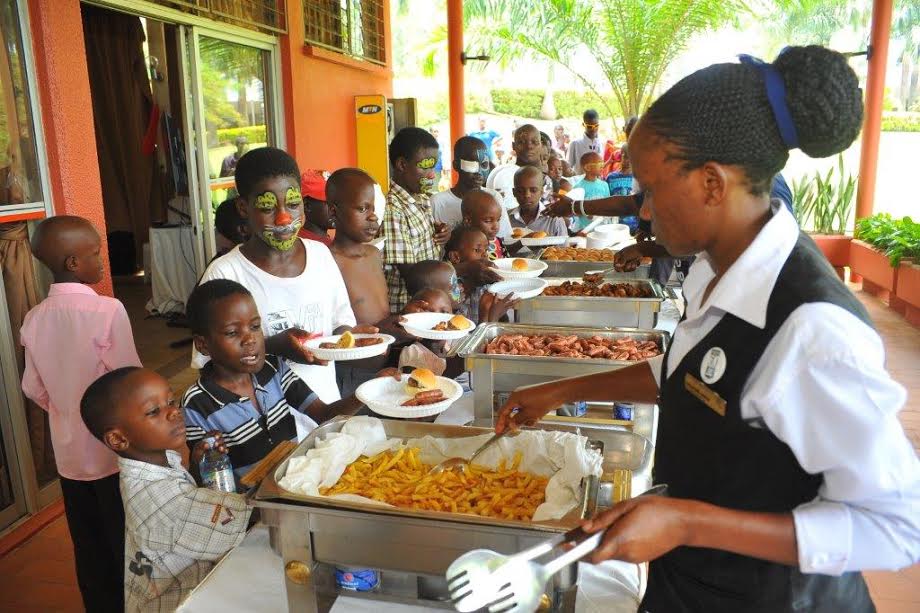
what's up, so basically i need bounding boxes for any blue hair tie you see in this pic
[739,53,799,150]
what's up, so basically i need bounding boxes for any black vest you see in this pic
[643,232,875,613]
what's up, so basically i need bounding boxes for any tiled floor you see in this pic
[0,281,917,612]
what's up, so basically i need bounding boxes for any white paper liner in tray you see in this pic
[278,416,603,522]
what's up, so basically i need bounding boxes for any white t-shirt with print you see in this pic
[191,239,356,403]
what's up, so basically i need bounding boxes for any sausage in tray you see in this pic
[483,333,661,361]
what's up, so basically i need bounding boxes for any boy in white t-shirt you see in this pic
[192,147,377,403]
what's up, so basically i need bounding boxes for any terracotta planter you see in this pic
[811,234,851,267]
[849,239,898,301]
[894,261,920,327]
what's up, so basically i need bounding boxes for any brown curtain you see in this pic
[0,221,55,484]
[82,5,161,267]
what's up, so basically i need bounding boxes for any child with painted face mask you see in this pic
[430,136,513,239]
[193,147,377,409]
[381,128,453,313]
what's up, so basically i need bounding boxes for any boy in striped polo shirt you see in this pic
[182,279,396,487]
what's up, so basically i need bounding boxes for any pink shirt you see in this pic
[21,283,142,480]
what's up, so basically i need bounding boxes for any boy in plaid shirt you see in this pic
[81,367,251,612]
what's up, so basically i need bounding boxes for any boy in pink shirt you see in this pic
[21,215,141,613]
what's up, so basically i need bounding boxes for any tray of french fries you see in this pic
[254,417,610,529]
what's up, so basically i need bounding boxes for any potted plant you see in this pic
[792,155,856,274]
[851,213,915,302]
[888,217,920,325]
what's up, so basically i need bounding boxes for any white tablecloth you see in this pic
[146,225,199,315]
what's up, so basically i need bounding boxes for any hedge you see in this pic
[490,88,617,120]
[216,125,267,145]
[881,114,920,132]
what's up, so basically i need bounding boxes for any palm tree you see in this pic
[460,0,751,122]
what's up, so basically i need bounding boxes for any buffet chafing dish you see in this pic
[516,277,672,329]
[535,248,652,279]
[252,418,652,612]
[452,323,670,426]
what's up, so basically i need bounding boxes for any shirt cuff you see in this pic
[647,354,664,388]
[793,500,851,575]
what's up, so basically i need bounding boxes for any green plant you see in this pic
[216,125,267,145]
[488,88,618,119]
[855,214,920,266]
[791,155,856,235]
[463,0,754,122]
[881,114,920,132]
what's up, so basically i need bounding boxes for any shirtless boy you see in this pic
[327,168,389,327]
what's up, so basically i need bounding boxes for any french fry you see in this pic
[319,446,550,520]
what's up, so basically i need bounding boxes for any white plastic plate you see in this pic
[356,374,463,419]
[493,258,548,279]
[520,235,568,248]
[401,312,475,341]
[565,187,586,202]
[303,334,395,362]
[488,278,548,301]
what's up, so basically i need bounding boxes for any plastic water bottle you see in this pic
[199,436,236,493]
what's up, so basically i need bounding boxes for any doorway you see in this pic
[80,2,283,315]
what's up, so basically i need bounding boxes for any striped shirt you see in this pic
[120,451,250,612]
[182,355,318,483]
[381,180,440,312]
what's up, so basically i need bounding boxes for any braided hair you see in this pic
[643,46,863,195]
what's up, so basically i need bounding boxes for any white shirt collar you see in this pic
[683,201,799,329]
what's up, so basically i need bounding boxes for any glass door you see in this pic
[182,26,283,268]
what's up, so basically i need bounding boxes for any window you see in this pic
[0,0,50,220]
[304,0,386,65]
[149,1,287,34]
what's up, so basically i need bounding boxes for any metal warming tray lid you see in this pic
[253,418,651,532]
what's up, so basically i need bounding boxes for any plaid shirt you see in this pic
[120,451,251,612]
[381,180,440,312]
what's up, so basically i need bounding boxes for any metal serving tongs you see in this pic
[447,484,668,612]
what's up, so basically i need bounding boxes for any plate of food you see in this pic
[303,331,395,361]
[519,231,568,248]
[488,278,548,301]
[356,369,464,418]
[493,257,548,279]
[400,312,475,341]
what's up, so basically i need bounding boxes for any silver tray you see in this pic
[453,322,669,367]
[535,247,651,279]
[253,418,650,531]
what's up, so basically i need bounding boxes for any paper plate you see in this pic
[356,374,463,419]
[303,334,395,362]
[488,278,548,301]
[520,235,568,248]
[493,258,548,279]
[401,312,475,341]
[565,187,586,202]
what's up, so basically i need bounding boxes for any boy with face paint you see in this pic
[193,147,376,406]
[382,128,486,313]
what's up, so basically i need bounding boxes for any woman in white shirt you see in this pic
[497,45,919,612]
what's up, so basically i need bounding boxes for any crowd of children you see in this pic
[17,108,640,610]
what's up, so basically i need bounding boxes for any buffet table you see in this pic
[180,289,681,612]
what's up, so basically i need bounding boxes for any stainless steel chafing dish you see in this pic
[451,322,670,426]
[516,277,673,329]
[535,247,652,279]
[252,418,652,612]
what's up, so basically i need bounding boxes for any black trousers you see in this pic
[60,473,125,613]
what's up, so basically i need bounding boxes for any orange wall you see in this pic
[28,0,113,297]
[281,0,394,172]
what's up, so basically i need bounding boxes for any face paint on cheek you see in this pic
[477,150,491,181]
[260,229,301,251]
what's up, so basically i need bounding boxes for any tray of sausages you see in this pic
[453,323,669,366]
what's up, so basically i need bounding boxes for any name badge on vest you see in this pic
[684,373,727,416]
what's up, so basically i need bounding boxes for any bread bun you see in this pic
[529,231,547,239]
[335,330,355,349]
[512,228,526,238]
[406,368,438,396]
[446,314,472,330]
[511,258,529,272]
